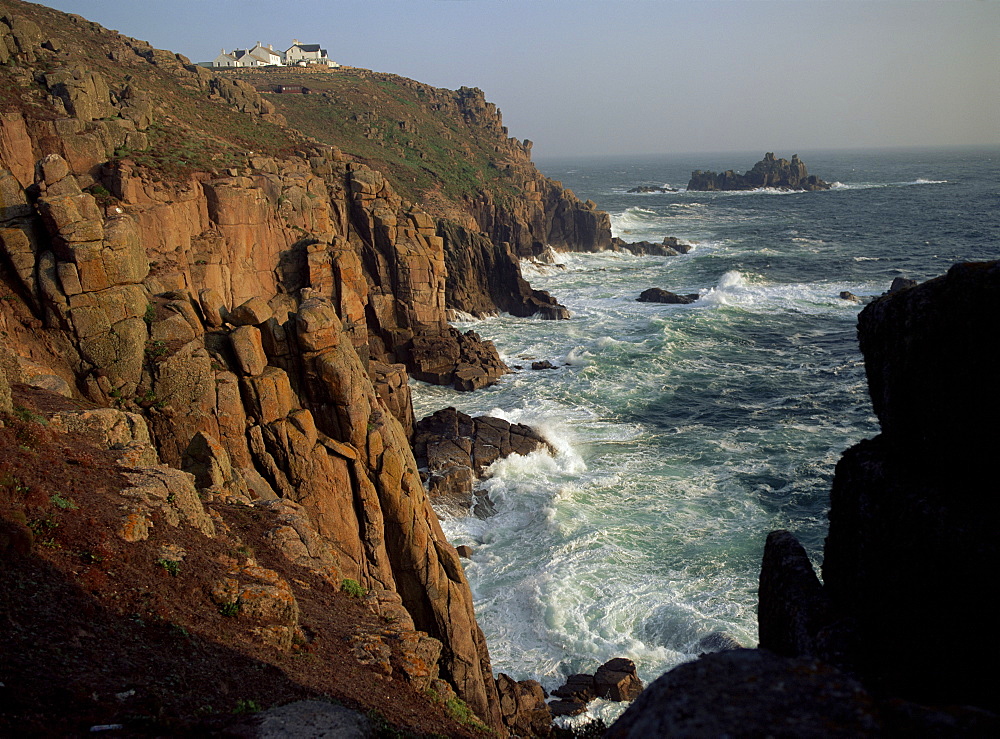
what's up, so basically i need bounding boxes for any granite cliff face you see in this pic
[0,0,618,732]
[688,152,831,191]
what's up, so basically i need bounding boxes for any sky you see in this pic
[41,0,1000,158]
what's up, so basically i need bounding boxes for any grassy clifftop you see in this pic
[228,66,534,212]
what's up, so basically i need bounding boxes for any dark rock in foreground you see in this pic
[613,262,1000,737]
[687,153,831,191]
[606,650,879,738]
[758,262,1000,709]
[637,288,699,304]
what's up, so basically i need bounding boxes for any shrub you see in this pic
[341,578,365,598]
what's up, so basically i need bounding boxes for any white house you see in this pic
[209,40,338,68]
[211,49,239,67]
[284,40,340,67]
[247,42,284,66]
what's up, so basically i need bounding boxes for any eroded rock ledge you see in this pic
[414,406,552,515]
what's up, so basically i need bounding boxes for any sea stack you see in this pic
[687,153,831,191]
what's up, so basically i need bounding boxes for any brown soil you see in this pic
[0,385,483,737]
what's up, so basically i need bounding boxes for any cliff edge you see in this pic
[0,0,614,733]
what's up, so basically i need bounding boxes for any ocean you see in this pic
[410,147,999,723]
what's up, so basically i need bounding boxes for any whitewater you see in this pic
[410,147,999,723]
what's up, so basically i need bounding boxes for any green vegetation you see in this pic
[243,68,523,206]
[12,405,46,425]
[49,493,78,510]
[341,578,366,598]
[219,600,241,617]
[444,696,491,732]
[27,516,58,548]
[155,558,181,577]
[232,698,262,714]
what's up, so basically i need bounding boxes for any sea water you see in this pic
[410,147,999,722]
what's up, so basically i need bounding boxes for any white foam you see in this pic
[610,206,670,237]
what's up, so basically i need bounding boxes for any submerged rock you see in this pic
[626,185,677,193]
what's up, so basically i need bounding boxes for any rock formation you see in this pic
[414,407,552,514]
[0,0,624,730]
[687,153,830,191]
[610,236,692,257]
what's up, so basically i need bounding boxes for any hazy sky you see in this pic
[42,0,1000,158]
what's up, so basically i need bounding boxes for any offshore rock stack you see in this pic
[687,153,831,191]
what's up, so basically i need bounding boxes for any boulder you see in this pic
[887,276,917,294]
[496,674,552,737]
[551,673,596,702]
[594,657,643,702]
[229,296,272,326]
[408,326,508,391]
[414,407,551,508]
[637,288,699,304]
[230,325,268,377]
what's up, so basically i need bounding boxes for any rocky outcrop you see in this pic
[438,220,571,319]
[637,287,699,304]
[549,658,643,718]
[495,674,552,738]
[0,10,509,725]
[414,407,552,513]
[610,236,692,257]
[688,153,830,192]
[756,262,1000,710]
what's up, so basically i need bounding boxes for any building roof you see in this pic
[291,43,322,53]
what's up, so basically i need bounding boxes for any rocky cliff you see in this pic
[687,152,830,191]
[611,262,999,735]
[0,0,617,732]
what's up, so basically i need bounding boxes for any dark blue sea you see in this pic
[411,147,1000,724]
